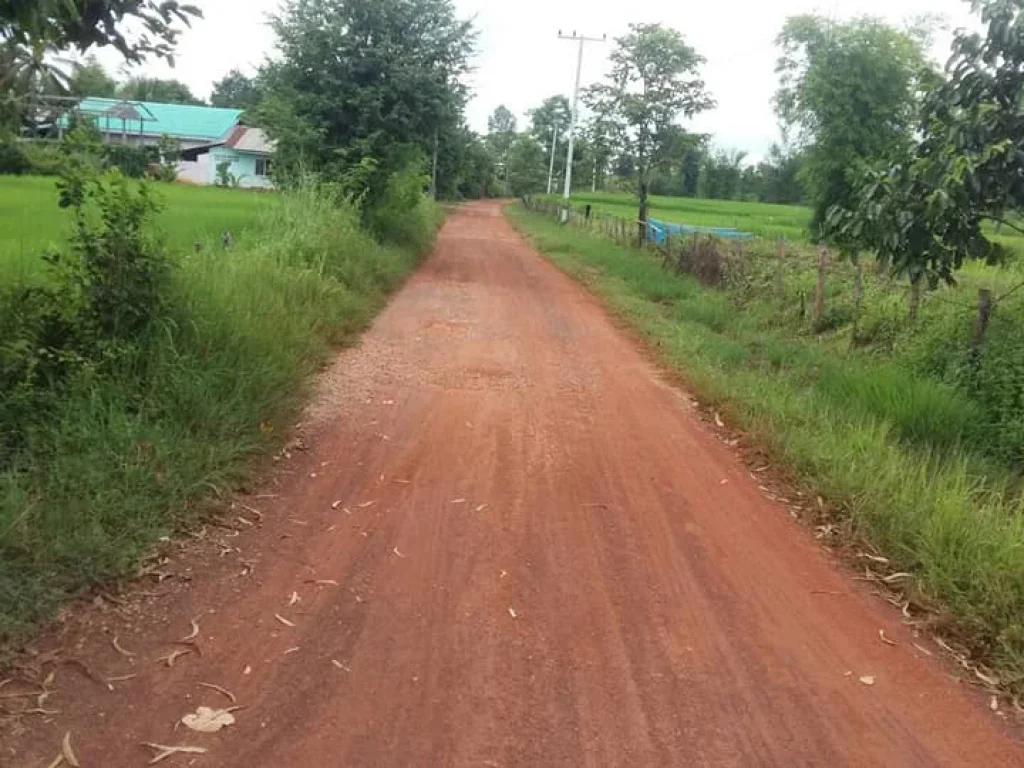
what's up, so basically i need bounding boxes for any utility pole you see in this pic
[430,127,439,200]
[546,124,559,195]
[558,30,605,222]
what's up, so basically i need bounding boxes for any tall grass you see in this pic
[0,182,437,642]
[508,204,1024,692]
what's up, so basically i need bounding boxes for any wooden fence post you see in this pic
[774,237,786,307]
[813,246,828,331]
[909,276,923,323]
[970,288,994,376]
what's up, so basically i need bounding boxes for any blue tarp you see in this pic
[647,217,752,244]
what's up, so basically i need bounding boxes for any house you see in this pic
[179,125,275,190]
[71,97,274,189]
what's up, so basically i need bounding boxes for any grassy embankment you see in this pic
[0,175,439,643]
[509,201,1024,694]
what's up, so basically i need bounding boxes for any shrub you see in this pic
[364,163,441,254]
[0,139,29,175]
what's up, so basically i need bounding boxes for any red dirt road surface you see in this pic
[4,201,1022,767]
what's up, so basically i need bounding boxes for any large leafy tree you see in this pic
[486,104,516,181]
[69,55,117,97]
[827,0,1024,286]
[506,134,546,197]
[118,76,201,104]
[583,23,714,243]
[210,69,261,110]
[527,95,570,190]
[775,15,933,237]
[260,0,474,200]
[0,1,200,64]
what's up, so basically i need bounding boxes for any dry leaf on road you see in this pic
[182,705,237,733]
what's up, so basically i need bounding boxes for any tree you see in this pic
[118,76,201,104]
[0,1,201,65]
[68,55,117,97]
[700,149,746,200]
[525,95,572,192]
[434,124,494,199]
[775,15,933,237]
[583,23,714,243]
[827,0,1024,287]
[259,0,474,201]
[506,134,546,197]
[486,104,517,182]
[210,69,261,110]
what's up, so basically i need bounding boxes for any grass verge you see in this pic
[507,203,1024,694]
[0,182,439,644]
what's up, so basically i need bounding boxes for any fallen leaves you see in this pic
[475,503,488,512]
[197,682,236,703]
[508,607,517,619]
[858,675,875,686]
[275,613,296,628]
[47,732,79,768]
[392,547,406,558]
[289,591,301,606]
[878,630,896,647]
[181,617,201,642]
[111,635,136,658]
[62,732,79,766]
[143,742,208,764]
[332,660,352,672]
[157,648,192,668]
[181,705,237,733]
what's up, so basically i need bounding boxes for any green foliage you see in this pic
[117,76,203,105]
[434,125,495,200]
[215,160,238,188]
[0,136,28,174]
[583,23,714,237]
[68,55,117,97]
[828,1,1024,284]
[210,68,262,110]
[259,0,474,203]
[486,104,517,179]
[699,149,746,200]
[506,134,547,196]
[775,14,933,236]
[364,161,440,252]
[0,176,436,641]
[0,1,201,64]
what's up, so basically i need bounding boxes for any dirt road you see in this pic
[5,201,1022,766]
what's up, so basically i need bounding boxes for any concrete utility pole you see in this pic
[546,124,559,195]
[558,30,606,222]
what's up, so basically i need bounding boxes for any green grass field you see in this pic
[552,191,1024,253]
[0,176,280,280]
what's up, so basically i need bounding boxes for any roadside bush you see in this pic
[0,174,432,642]
[21,142,63,176]
[0,139,29,175]
[364,162,441,253]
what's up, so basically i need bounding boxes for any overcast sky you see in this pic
[93,0,979,162]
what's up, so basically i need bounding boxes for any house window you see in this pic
[255,158,272,177]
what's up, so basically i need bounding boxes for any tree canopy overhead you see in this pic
[211,69,261,111]
[0,1,201,64]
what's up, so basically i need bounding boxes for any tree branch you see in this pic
[983,215,1024,237]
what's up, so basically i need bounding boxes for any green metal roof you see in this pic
[74,98,243,142]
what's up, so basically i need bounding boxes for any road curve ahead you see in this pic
[6,200,1022,767]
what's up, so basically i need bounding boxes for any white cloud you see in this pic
[93,0,978,161]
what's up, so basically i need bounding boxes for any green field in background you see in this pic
[0,176,279,280]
